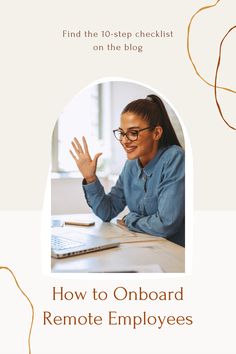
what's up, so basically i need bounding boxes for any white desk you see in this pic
[51,214,185,273]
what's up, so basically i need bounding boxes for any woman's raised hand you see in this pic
[69,136,102,183]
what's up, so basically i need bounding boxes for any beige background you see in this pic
[0,0,235,210]
[0,1,236,353]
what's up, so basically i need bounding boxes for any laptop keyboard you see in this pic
[51,235,83,250]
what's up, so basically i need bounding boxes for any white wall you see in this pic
[51,176,114,215]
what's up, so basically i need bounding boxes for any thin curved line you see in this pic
[187,0,236,94]
[0,266,34,354]
[214,26,236,130]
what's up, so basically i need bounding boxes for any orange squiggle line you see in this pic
[214,26,236,130]
[187,0,236,94]
[187,0,236,130]
[0,266,34,354]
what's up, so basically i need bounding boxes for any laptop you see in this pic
[51,227,120,258]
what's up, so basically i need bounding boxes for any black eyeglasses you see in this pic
[113,126,154,142]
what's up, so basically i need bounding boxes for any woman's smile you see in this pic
[123,145,137,154]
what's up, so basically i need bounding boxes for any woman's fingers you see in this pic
[70,136,101,171]
[71,141,81,158]
[117,218,126,227]
[82,136,90,156]
[73,137,84,153]
[73,136,90,156]
[69,149,77,161]
[72,136,93,161]
[93,152,103,167]
[70,137,102,178]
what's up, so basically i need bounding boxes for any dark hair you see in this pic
[122,94,182,148]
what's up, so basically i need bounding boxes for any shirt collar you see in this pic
[136,147,166,177]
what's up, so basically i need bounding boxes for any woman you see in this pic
[70,94,185,246]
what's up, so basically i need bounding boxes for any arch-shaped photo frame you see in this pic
[45,77,193,275]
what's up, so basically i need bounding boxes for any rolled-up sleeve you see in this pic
[124,149,185,238]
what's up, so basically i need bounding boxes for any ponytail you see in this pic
[146,95,181,147]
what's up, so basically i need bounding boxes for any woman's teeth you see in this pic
[125,146,136,152]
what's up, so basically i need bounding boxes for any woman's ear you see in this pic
[154,126,163,140]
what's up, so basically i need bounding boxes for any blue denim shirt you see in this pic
[83,145,185,246]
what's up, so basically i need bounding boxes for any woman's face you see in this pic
[119,112,162,166]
